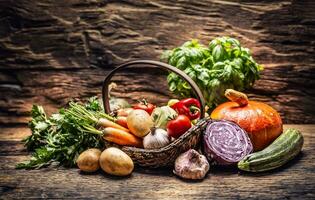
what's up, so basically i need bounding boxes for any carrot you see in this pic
[115,116,128,129]
[97,118,130,132]
[102,127,143,148]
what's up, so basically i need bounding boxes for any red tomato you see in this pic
[132,100,155,115]
[167,115,192,139]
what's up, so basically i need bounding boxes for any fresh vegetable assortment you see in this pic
[18,93,304,179]
[18,36,304,181]
[18,96,200,174]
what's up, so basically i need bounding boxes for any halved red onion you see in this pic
[203,119,253,165]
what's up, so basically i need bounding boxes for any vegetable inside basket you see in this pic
[102,60,208,167]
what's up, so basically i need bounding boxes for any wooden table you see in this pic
[1,125,314,199]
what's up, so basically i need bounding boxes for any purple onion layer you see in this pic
[203,120,253,165]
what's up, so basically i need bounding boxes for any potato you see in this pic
[99,147,134,176]
[76,148,102,172]
[127,109,153,137]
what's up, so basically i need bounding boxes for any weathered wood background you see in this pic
[0,0,315,124]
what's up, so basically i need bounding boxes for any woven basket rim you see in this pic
[119,118,208,153]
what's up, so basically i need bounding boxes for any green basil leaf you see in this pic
[212,45,224,62]
[163,36,262,109]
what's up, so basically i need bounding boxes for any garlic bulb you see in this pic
[143,128,170,149]
[173,149,210,180]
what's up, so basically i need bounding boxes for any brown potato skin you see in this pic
[127,109,153,138]
[76,148,102,172]
[99,147,134,176]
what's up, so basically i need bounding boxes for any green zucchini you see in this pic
[238,128,304,172]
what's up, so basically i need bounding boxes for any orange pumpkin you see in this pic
[211,89,283,151]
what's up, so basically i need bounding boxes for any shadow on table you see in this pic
[79,170,133,180]
[135,166,210,183]
[133,151,305,179]
[134,166,172,176]
[77,151,305,181]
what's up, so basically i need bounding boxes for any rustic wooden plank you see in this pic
[0,126,30,141]
[0,141,28,156]
[0,0,315,124]
[0,162,313,199]
[0,125,314,199]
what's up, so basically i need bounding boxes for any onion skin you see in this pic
[211,89,283,151]
[203,120,253,165]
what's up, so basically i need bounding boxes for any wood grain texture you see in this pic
[0,124,314,199]
[0,0,315,126]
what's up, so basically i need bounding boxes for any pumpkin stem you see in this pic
[225,89,248,107]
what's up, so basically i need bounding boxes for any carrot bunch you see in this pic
[68,102,142,148]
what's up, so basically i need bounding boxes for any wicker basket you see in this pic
[101,60,208,167]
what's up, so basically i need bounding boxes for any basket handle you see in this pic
[102,60,206,119]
